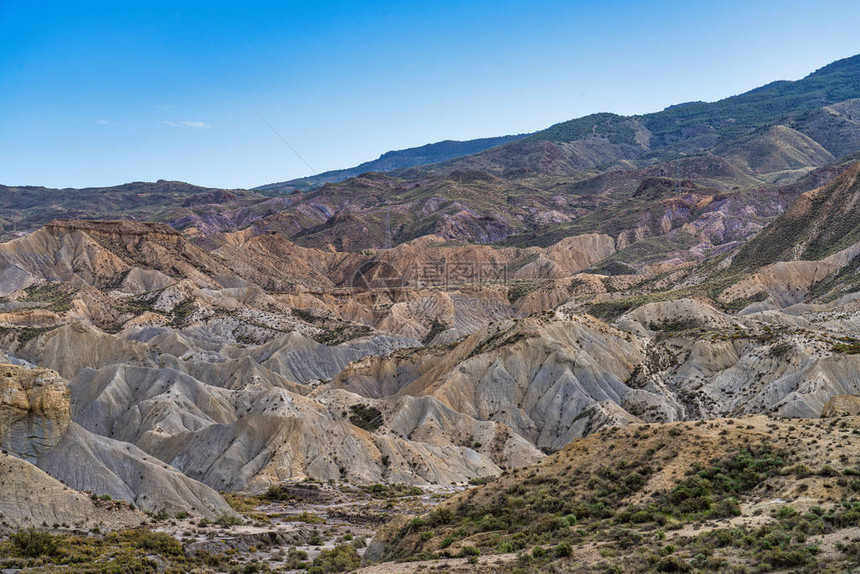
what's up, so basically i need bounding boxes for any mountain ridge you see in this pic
[255,55,860,193]
[255,134,528,193]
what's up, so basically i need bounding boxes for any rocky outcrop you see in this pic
[17,322,157,379]
[0,219,242,296]
[616,302,860,419]
[383,314,665,451]
[0,364,69,462]
[246,332,418,384]
[822,395,860,417]
[0,452,144,531]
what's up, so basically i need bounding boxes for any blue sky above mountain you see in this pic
[2,0,860,189]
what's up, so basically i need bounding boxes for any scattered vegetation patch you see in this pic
[21,283,75,312]
[9,529,58,558]
[0,528,233,572]
[215,513,242,527]
[833,336,860,354]
[619,445,785,523]
[223,492,261,513]
[348,403,384,432]
[314,324,372,345]
[422,319,448,345]
[507,281,541,303]
[719,290,769,312]
[362,483,423,498]
[588,289,692,320]
[591,259,637,276]
[0,325,56,344]
[279,511,326,524]
[168,297,196,327]
[114,292,161,315]
[375,426,856,572]
[307,544,361,573]
[131,530,183,556]
[260,481,331,505]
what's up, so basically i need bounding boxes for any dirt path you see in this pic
[355,553,518,573]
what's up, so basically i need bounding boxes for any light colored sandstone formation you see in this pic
[0,363,69,462]
[0,361,234,519]
[822,394,860,417]
[0,452,144,531]
[1,215,860,503]
[37,423,236,519]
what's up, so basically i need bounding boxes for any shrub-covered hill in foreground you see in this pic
[368,413,860,573]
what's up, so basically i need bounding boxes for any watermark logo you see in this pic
[411,261,507,289]
[350,260,508,292]
[348,259,514,318]
[350,260,402,297]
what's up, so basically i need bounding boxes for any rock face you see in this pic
[614,299,860,420]
[0,319,544,491]
[822,395,860,417]
[395,315,654,451]
[0,219,241,296]
[17,322,158,379]
[338,314,669,451]
[0,452,144,531]
[338,299,860,445]
[63,361,542,490]
[37,423,235,519]
[0,364,69,462]
[212,229,617,293]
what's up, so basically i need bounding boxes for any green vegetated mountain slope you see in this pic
[733,160,860,268]
[399,54,860,180]
[554,54,860,156]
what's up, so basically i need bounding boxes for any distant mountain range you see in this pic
[254,133,527,193]
[257,54,860,191]
[4,54,860,249]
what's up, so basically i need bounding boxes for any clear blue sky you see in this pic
[2,0,860,189]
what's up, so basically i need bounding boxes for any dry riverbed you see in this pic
[155,481,465,572]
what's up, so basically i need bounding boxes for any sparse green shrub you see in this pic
[655,555,692,572]
[554,542,573,557]
[130,530,182,556]
[307,544,360,574]
[10,529,58,557]
[215,514,242,527]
